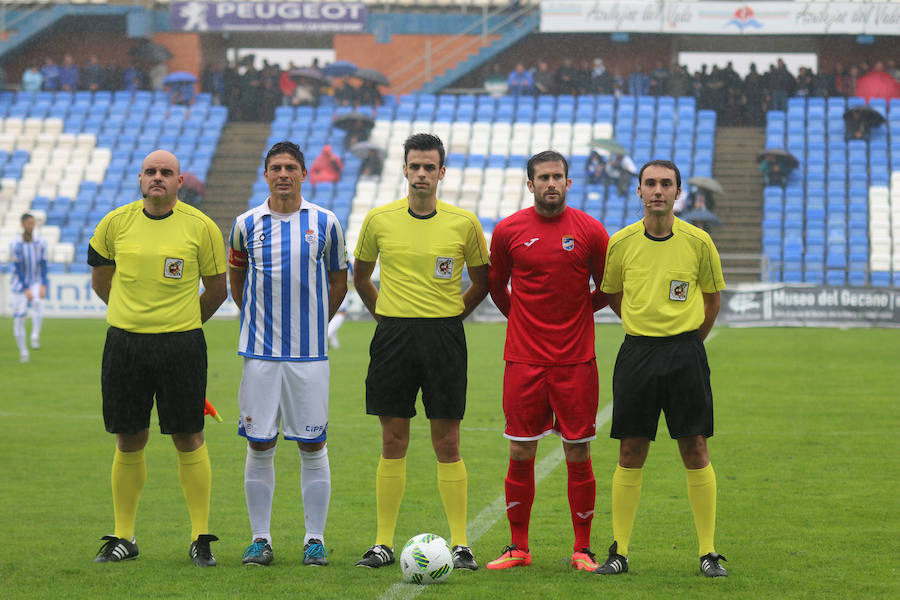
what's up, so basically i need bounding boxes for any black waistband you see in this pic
[624,330,699,343]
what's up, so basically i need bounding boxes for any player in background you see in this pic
[353,133,489,571]
[229,141,348,567]
[486,151,610,572]
[9,212,48,363]
[89,149,227,566]
[594,160,728,577]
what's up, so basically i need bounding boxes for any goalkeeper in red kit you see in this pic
[486,150,610,572]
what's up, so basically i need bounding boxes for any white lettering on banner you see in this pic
[540,0,900,35]
[772,290,817,307]
[840,290,890,308]
[214,2,362,21]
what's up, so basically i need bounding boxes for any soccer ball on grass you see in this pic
[399,533,453,584]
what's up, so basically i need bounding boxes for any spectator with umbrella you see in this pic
[757,150,798,188]
[353,69,388,108]
[334,75,359,107]
[335,111,375,148]
[352,141,385,178]
[164,71,198,106]
[289,65,327,107]
[843,106,884,141]
[178,173,206,208]
[680,177,724,230]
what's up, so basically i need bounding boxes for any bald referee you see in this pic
[353,133,489,571]
[88,149,227,566]
[594,160,728,578]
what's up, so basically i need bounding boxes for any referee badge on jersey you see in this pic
[434,256,454,279]
[305,229,316,244]
[164,257,184,279]
[670,280,689,301]
[562,235,575,251]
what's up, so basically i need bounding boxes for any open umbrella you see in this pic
[855,70,900,101]
[129,41,172,64]
[163,71,198,85]
[842,106,886,128]
[351,141,386,160]
[589,138,627,156]
[334,111,375,132]
[756,149,799,170]
[688,176,725,195]
[353,68,390,87]
[680,207,722,227]
[289,67,328,84]
[322,60,358,78]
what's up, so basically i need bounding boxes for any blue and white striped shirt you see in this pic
[9,235,49,293]
[230,198,348,361]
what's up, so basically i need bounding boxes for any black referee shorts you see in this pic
[101,326,208,435]
[610,330,713,441]
[365,317,467,420]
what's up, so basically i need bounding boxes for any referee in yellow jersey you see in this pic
[353,133,489,571]
[594,160,729,578]
[88,150,227,566]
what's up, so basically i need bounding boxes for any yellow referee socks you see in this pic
[611,465,643,557]
[437,460,468,548]
[112,448,147,541]
[686,463,717,557]
[177,443,212,541]
[375,456,406,547]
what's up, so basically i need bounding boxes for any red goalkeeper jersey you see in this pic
[489,206,610,365]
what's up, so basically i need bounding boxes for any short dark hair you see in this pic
[527,150,569,181]
[265,141,306,171]
[403,133,445,168]
[21,212,34,224]
[638,159,681,189]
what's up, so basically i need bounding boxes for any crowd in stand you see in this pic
[10,51,900,128]
[201,60,385,123]
[18,54,167,94]
[491,56,900,126]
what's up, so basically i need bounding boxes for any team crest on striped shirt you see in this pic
[562,235,575,251]
[305,229,316,244]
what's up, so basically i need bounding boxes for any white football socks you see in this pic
[300,446,331,545]
[244,445,276,545]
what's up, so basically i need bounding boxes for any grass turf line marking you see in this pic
[378,401,613,600]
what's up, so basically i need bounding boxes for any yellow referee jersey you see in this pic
[90,200,226,333]
[354,198,489,318]
[601,218,725,337]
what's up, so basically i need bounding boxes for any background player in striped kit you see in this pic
[9,212,48,363]
[228,141,349,567]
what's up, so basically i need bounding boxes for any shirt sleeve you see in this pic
[488,223,512,317]
[326,213,349,272]
[698,234,726,292]
[600,237,623,294]
[463,214,490,268]
[354,210,379,262]
[89,212,115,261]
[199,216,226,277]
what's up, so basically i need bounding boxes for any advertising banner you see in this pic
[540,1,900,35]
[721,284,900,328]
[170,2,367,33]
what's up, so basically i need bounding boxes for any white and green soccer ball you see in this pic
[399,533,453,584]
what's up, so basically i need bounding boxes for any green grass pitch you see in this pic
[1,318,898,599]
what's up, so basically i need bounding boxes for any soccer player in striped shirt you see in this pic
[9,212,48,363]
[228,141,349,567]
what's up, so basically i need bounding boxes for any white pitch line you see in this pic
[378,401,613,600]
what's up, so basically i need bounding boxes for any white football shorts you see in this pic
[12,283,43,317]
[238,357,330,443]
